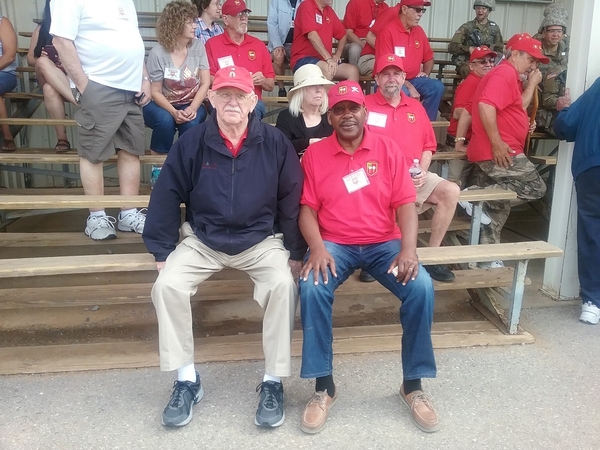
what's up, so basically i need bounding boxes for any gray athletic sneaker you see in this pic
[162,372,204,427]
[85,214,117,240]
[118,208,146,234]
[255,381,285,428]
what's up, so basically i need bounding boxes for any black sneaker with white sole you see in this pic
[255,381,285,428]
[162,372,204,427]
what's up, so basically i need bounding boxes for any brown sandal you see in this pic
[1,139,16,152]
[54,139,71,153]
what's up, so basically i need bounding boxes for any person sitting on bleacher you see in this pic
[341,0,389,68]
[275,64,333,157]
[51,0,150,240]
[205,0,275,120]
[365,54,460,282]
[0,14,17,152]
[297,80,438,435]
[375,0,444,121]
[143,0,210,187]
[465,33,547,268]
[26,0,76,153]
[290,0,359,82]
[192,0,224,45]
[267,0,300,98]
[143,65,306,429]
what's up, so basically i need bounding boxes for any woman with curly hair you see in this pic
[143,0,210,185]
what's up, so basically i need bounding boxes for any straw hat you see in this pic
[288,64,334,100]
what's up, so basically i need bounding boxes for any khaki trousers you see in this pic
[152,223,298,376]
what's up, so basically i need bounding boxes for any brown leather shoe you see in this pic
[300,390,337,434]
[399,384,440,432]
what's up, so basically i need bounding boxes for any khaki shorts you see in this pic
[415,171,444,214]
[358,54,375,76]
[73,80,145,163]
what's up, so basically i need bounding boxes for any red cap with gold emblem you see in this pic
[212,66,254,94]
[222,0,252,16]
[506,33,549,64]
[469,45,497,62]
[328,81,365,108]
[374,54,406,75]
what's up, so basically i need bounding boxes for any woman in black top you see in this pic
[276,64,333,157]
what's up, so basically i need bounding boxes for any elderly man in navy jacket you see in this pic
[143,66,306,429]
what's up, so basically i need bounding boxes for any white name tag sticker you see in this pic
[164,67,181,81]
[316,14,323,24]
[369,19,376,27]
[217,55,235,69]
[342,167,370,194]
[367,111,387,128]
[394,46,406,58]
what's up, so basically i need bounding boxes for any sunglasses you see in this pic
[474,58,494,65]
[407,6,427,14]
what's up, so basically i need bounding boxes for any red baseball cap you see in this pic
[469,45,497,62]
[222,0,251,16]
[506,33,550,64]
[212,66,254,94]
[374,54,406,75]
[328,81,365,109]
[400,0,432,7]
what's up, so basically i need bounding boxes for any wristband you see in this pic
[454,137,466,143]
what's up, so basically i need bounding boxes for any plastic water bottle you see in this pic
[409,159,422,178]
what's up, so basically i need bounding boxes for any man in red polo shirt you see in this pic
[365,54,460,282]
[375,0,444,121]
[358,2,400,76]
[342,0,389,68]
[290,0,359,82]
[205,0,275,120]
[298,80,438,435]
[466,33,548,267]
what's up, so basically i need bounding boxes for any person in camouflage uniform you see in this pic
[534,5,570,135]
[448,0,503,80]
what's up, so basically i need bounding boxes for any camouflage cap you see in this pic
[473,0,495,11]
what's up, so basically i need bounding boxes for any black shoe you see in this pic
[278,87,287,97]
[424,264,455,282]
[162,372,204,427]
[359,269,376,282]
[255,381,285,428]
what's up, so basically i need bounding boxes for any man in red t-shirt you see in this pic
[298,80,438,435]
[290,0,359,82]
[466,33,548,266]
[342,0,389,67]
[374,0,444,121]
[365,54,460,283]
[205,0,275,119]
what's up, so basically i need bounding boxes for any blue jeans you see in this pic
[406,77,445,121]
[299,239,436,380]
[255,99,266,121]
[142,101,207,153]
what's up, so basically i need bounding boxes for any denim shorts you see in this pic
[293,56,321,72]
[0,71,17,95]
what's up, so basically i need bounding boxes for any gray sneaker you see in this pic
[118,208,146,233]
[85,214,117,240]
[162,372,204,427]
[255,381,285,428]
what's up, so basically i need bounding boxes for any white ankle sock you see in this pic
[177,364,197,382]
[263,374,281,384]
[119,208,136,218]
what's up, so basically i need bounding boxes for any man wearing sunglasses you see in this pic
[375,0,445,121]
[297,80,439,435]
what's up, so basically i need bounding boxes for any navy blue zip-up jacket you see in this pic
[142,112,307,262]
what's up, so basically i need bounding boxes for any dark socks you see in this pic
[403,378,422,395]
[315,375,336,398]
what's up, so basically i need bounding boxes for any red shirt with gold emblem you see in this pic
[301,127,416,244]
[364,90,436,161]
[374,20,434,79]
[290,0,346,70]
[447,72,482,140]
[466,61,529,162]
[343,0,390,40]
[205,32,275,99]
[360,4,399,57]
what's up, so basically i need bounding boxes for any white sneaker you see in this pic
[458,200,492,225]
[118,208,146,234]
[85,214,117,240]
[478,260,505,269]
[579,301,600,325]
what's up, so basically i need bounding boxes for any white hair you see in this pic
[288,86,329,117]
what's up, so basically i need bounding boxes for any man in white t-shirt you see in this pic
[51,0,151,240]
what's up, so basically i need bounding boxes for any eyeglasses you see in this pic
[545,28,564,34]
[473,58,494,65]
[330,103,363,116]
[214,91,253,102]
[232,11,249,18]
[407,6,427,14]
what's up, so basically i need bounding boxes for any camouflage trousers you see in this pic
[466,154,547,244]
